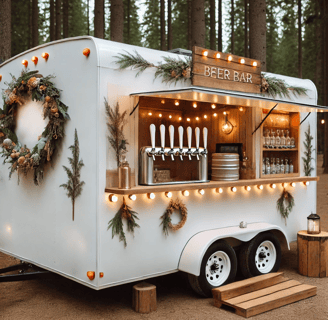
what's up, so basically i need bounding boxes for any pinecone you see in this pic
[27,77,40,89]
[171,70,177,78]
[261,77,269,92]
[18,156,26,165]
[182,67,191,79]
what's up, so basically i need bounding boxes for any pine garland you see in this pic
[107,196,140,247]
[276,188,295,225]
[60,129,85,221]
[262,75,308,99]
[302,125,314,176]
[161,198,188,236]
[105,99,128,167]
[115,50,191,84]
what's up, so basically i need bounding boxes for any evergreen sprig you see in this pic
[276,188,295,225]
[105,99,128,167]
[107,197,140,247]
[60,129,85,221]
[302,125,314,176]
[263,76,308,99]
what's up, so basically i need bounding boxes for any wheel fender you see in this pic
[178,222,289,276]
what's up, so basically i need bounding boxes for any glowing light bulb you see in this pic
[270,184,276,189]
[204,115,207,119]
[231,187,237,192]
[179,117,182,121]
[159,114,162,117]
[147,193,155,199]
[214,113,217,117]
[245,186,251,191]
[108,194,118,202]
[290,182,296,188]
[216,188,223,194]
[257,185,263,190]
[187,118,190,122]
[198,189,205,195]
[303,181,310,186]
[228,55,233,61]
[211,104,216,109]
[253,61,258,67]
[223,111,227,115]
[41,52,49,60]
[203,50,208,57]
[129,194,137,201]
[161,99,165,104]
[240,58,245,64]
[22,60,28,67]
[196,117,199,121]
[165,192,172,198]
[193,102,197,108]
[216,53,221,59]
[182,190,189,197]
[175,101,179,106]
[148,112,152,116]
[239,107,244,111]
[31,56,38,65]
[169,115,172,119]
[321,119,325,124]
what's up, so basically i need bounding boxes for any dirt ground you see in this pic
[1,156,328,320]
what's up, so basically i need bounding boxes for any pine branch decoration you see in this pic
[262,75,308,99]
[302,125,314,176]
[107,196,140,247]
[60,129,85,221]
[276,188,295,225]
[105,99,128,167]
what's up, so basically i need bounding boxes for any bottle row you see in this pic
[262,157,294,175]
[263,129,296,149]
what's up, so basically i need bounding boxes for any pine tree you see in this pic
[111,0,124,42]
[123,0,142,46]
[60,129,85,221]
[171,0,189,50]
[142,0,161,49]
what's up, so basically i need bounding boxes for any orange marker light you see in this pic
[31,56,38,65]
[99,272,104,278]
[83,48,91,57]
[87,271,95,280]
[22,60,28,67]
[41,52,49,60]
[0,75,2,82]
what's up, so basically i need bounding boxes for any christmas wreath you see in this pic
[0,69,70,185]
[161,198,188,235]
[276,188,295,225]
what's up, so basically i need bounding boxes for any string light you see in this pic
[253,61,258,67]
[228,55,233,61]
[196,117,199,121]
[239,107,244,111]
[147,193,155,199]
[161,99,165,104]
[165,192,172,198]
[108,194,118,202]
[129,194,137,201]
[41,52,49,60]
[216,188,223,194]
[216,53,221,59]
[31,56,38,65]
[159,114,162,117]
[257,185,263,190]
[245,186,251,191]
[240,58,245,64]
[203,50,209,57]
[282,183,286,187]
[270,184,276,189]
[290,182,296,188]
[193,102,197,108]
[22,60,28,67]
[321,119,325,124]
[187,118,190,122]
[198,189,205,195]
[213,113,217,117]
[175,101,179,106]
[231,187,237,192]
[182,190,189,197]
[223,111,227,115]
[169,115,172,119]
[303,181,310,186]
[211,104,216,109]
[148,112,152,116]
[179,117,182,121]
[204,115,207,119]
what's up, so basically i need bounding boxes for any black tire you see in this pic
[239,232,282,279]
[188,240,237,297]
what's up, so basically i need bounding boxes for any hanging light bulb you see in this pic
[211,104,216,109]
[198,189,205,195]
[270,184,276,189]
[193,102,197,108]
[129,194,137,201]
[196,117,199,121]
[165,191,172,198]
[169,115,172,119]
[213,113,217,117]
[147,193,155,200]
[222,112,233,134]
[231,187,237,192]
[257,185,263,190]
[182,190,189,197]
[179,117,182,121]
[290,182,296,188]
[216,188,223,194]
[159,114,162,118]
[303,181,310,186]
[245,186,251,191]
[108,194,118,202]
[175,100,179,106]
[161,99,165,104]
[187,118,191,122]
[148,112,152,116]
[204,115,207,119]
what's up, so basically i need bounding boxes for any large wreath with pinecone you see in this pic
[0,70,70,185]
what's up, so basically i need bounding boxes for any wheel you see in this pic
[188,240,237,297]
[239,232,282,278]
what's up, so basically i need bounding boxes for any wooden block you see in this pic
[308,240,320,277]
[298,235,308,276]
[212,272,285,301]
[132,282,157,314]
[320,238,328,277]
[236,284,317,318]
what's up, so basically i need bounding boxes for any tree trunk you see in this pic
[167,0,172,50]
[0,0,11,61]
[218,0,222,51]
[210,0,216,50]
[32,0,39,47]
[63,0,69,38]
[127,0,130,43]
[191,0,205,47]
[110,0,124,42]
[95,0,104,39]
[249,0,266,71]
[55,0,62,40]
[298,0,302,78]
[160,0,165,50]
[29,0,32,48]
[188,0,192,50]
[87,0,90,35]
[50,0,55,41]
[244,0,248,57]
[231,0,234,54]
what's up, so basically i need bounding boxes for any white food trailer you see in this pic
[0,36,321,297]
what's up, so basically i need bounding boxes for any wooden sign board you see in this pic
[192,46,262,94]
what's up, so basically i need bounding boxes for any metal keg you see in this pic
[211,153,240,181]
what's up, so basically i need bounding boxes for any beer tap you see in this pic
[201,127,208,157]
[158,124,166,161]
[168,125,175,161]
[194,127,200,160]
[186,126,193,160]
[178,126,184,161]
[148,124,156,161]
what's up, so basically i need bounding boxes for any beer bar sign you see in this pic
[192,46,262,94]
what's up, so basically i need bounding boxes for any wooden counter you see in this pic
[105,176,319,195]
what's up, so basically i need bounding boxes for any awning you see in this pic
[131,86,327,113]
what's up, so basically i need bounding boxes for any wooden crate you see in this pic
[212,272,317,318]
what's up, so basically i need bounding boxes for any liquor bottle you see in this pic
[281,130,286,148]
[280,158,285,174]
[276,157,280,174]
[262,158,266,175]
[276,129,281,148]
[271,158,276,174]
[289,159,294,173]
[270,130,276,148]
[286,130,291,148]
[265,130,271,148]
[290,135,295,149]
[285,158,289,174]
[266,157,271,175]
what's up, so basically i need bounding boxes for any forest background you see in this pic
[0,0,327,156]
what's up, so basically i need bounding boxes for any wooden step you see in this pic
[212,273,317,318]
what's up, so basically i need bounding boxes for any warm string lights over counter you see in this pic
[201,50,259,67]
[107,181,311,202]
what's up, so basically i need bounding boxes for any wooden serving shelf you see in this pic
[105,176,319,195]
[262,148,298,152]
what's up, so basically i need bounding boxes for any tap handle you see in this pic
[203,127,208,149]
[160,124,165,149]
[169,125,174,149]
[150,124,156,149]
[195,127,200,149]
[187,126,192,149]
[178,126,184,149]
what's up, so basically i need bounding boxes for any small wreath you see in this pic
[161,198,188,235]
[0,69,70,185]
[276,188,295,225]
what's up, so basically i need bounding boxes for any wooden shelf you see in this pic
[261,173,299,179]
[263,148,298,152]
[105,176,319,195]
